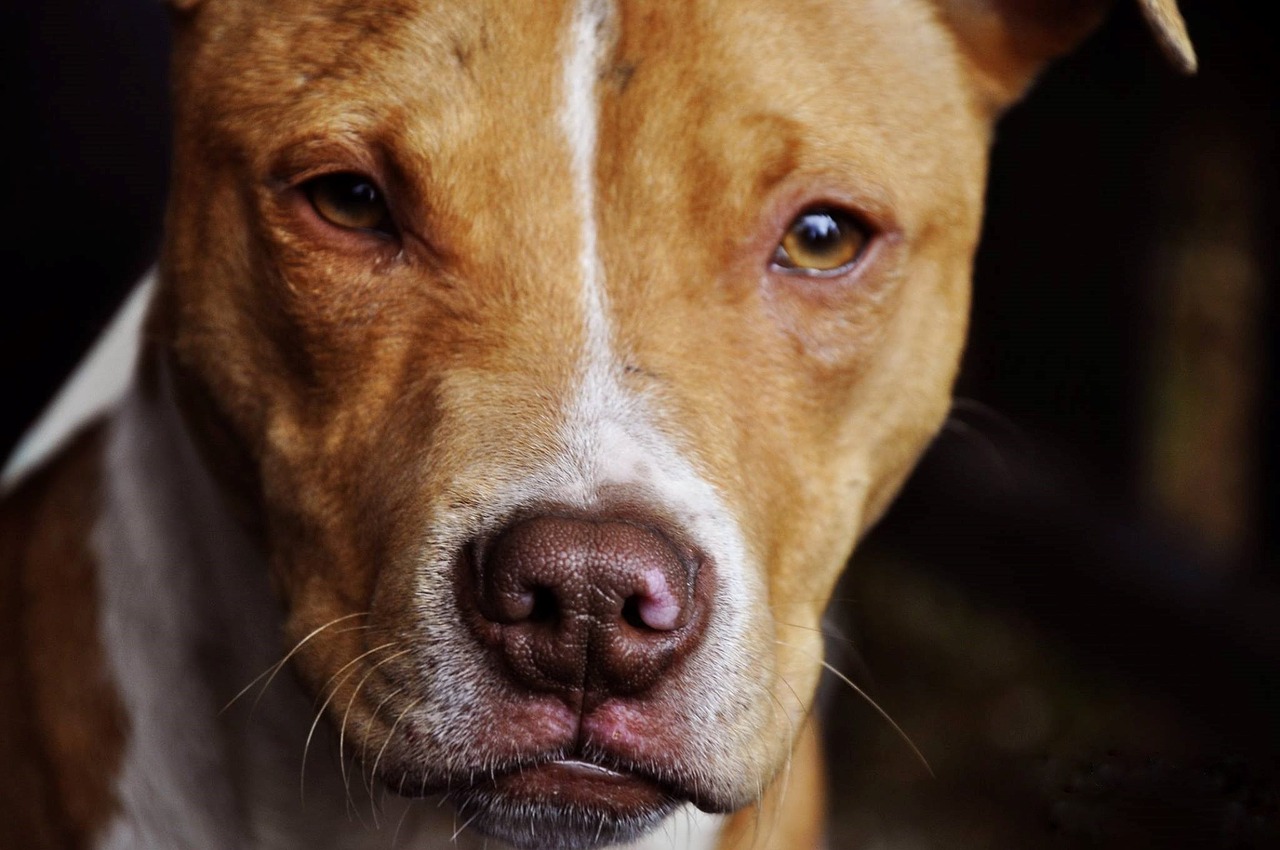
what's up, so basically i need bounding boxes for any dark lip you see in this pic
[482,758,673,807]
[439,758,687,850]
[538,758,633,780]
[383,753,714,810]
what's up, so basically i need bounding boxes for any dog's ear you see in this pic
[938,0,1196,110]
[163,0,202,11]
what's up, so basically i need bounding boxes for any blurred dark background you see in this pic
[3,1,1276,847]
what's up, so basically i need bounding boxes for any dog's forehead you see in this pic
[187,0,984,203]
[197,0,957,73]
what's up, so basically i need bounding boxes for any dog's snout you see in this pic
[465,515,707,697]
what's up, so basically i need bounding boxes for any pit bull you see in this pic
[0,0,1194,848]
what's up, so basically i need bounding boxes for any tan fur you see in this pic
[717,720,826,850]
[2,1,1194,846]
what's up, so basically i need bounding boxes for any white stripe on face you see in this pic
[552,0,760,606]
[545,0,775,784]
[561,0,614,400]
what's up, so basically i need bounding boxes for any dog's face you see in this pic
[152,0,1182,846]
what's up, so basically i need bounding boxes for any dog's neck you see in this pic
[90,340,721,850]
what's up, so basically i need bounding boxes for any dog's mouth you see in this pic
[454,758,681,849]
[387,756,687,849]
[481,757,675,809]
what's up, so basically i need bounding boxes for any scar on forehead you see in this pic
[607,60,638,91]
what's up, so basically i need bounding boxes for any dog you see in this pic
[0,1,1194,848]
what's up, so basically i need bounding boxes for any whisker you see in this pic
[339,648,411,804]
[949,396,1024,438]
[391,796,414,846]
[220,611,368,715]
[775,639,933,778]
[370,696,422,828]
[300,641,398,804]
[776,618,877,693]
[776,618,859,651]
[451,806,483,841]
[361,684,405,766]
[358,683,408,815]
[750,773,764,850]
[772,596,862,608]
[756,676,797,850]
[941,417,1015,486]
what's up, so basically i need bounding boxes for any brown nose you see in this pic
[465,515,706,698]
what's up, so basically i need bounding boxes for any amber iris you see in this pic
[773,208,868,273]
[304,173,392,233]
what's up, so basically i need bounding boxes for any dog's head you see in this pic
[151,1,1192,846]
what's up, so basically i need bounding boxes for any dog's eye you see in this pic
[303,173,393,234]
[772,208,869,274]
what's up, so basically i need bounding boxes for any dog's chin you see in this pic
[399,760,683,849]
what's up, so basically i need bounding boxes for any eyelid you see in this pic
[269,135,383,184]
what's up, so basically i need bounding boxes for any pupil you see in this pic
[801,214,839,249]
[349,181,377,205]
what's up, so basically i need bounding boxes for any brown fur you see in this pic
[0,427,127,849]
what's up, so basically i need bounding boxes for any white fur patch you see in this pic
[1,274,154,492]
[95,374,244,848]
[561,0,613,390]
[94,373,468,849]
[626,807,724,850]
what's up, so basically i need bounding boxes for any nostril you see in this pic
[528,586,557,624]
[620,596,647,630]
